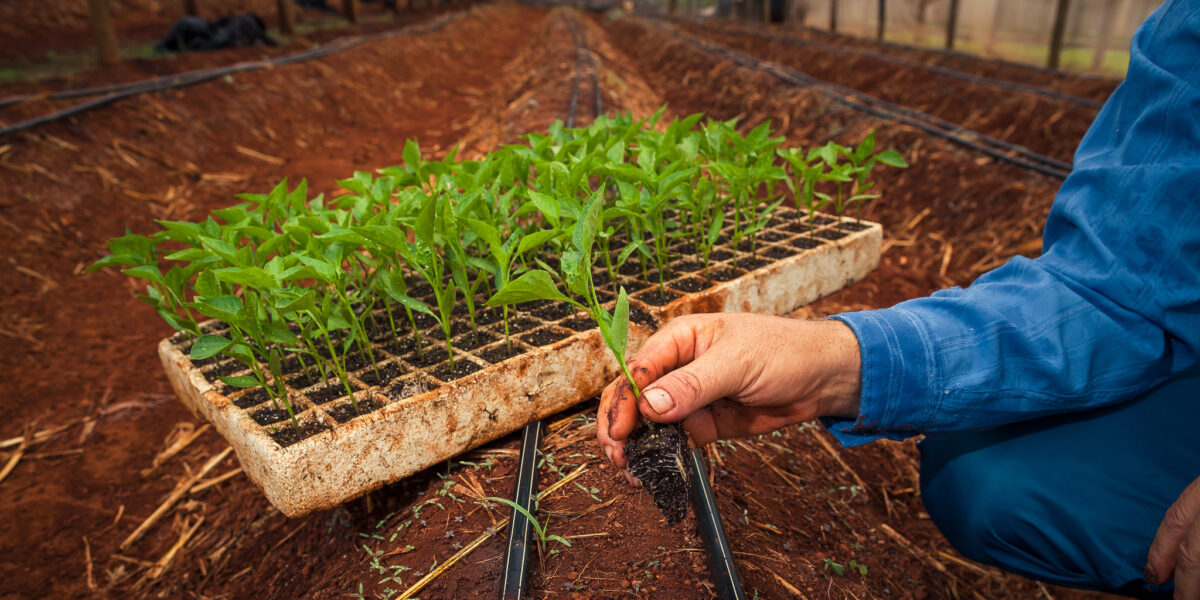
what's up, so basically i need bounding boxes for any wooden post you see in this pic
[343,0,359,22]
[875,0,885,40]
[87,0,120,66]
[1091,0,1117,71]
[944,0,958,49]
[669,0,677,15]
[762,0,770,23]
[1047,0,1070,69]
[277,0,296,34]
[829,0,837,31]
[183,0,198,15]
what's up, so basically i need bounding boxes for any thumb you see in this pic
[637,349,744,423]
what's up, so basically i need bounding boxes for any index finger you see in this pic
[596,317,707,465]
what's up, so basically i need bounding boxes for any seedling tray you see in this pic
[159,210,881,517]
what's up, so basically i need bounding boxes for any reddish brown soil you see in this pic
[725,19,1121,104]
[675,20,1097,164]
[0,0,442,73]
[0,5,1120,600]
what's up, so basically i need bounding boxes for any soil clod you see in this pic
[625,422,693,524]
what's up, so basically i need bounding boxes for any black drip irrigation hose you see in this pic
[680,19,1102,110]
[0,12,458,139]
[500,420,545,600]
[651,20,1071,180]
[689,448,747,600]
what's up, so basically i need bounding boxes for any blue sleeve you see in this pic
[825,0,1200,446]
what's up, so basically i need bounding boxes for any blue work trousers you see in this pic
[919,364,1200,598]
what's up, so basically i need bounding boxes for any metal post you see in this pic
[829,0,837,32]
[277,0,297,34]
[875,0,885,40]
[1091,0,1117,72]
[944,0,959,49]
[1047,0,1070,69]
[87,0,120,66]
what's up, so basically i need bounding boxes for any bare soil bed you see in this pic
[0,5,1118,600]
[674,20,1099,164]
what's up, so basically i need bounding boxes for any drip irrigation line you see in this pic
[0,12,458,139]
[653,20,1071,180]
[680,19,1102,109]
[689,448,747,600]
[499,420,545,600]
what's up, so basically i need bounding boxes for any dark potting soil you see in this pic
[251,406,291,426]
[472,307,504,326]
[617,277,650,293]
[431,359,483,382]
[715,233,730,245]
[636,288,680,307]
[763,245,797,259]
[560,315,597,332]
[625,422,693,524]
[202,360,242,384]
[782,221,805,233]
[270,420,330,448]
[381,336,417,357]
[233,387,269,409]
[672,259,704,273]
[408,282,433,299]
[411,311,438,329]
[448,319,475,337]
[200,321,229,334]
[327,397,383,424]
[452,329,498,352]
[617,260,643,277]
[357,362,406,388]
[520,327,569,347]
[669,277,709,294]
[841,220,872,232]
[734,256,772,270]
[709,248,734,262]
[813,215,836,226]
[408,348,449,369]
[595,289,615,304]
[287,368,322,390]
[385,377,436,402]
[279,354,304,375]
[504,316,541,335]
[530,302,574,321]
[790,236,823,250]
[707,266,744,282]
[630,305,658,328]
[477,342,525,364]
[759,229,789,242]
[343,352,370,373]
[306,383,345,405]
[816,228,848,241]
[592,270,613,288]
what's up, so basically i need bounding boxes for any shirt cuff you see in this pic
[824,308,942,447]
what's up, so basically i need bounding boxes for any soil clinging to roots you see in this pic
[626,422,693,524]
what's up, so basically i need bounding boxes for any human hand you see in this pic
[1146,476,1200,597]
[596,313,862,469]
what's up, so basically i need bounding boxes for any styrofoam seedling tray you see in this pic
[611,210,882,322]
[161,312,652,517]
[159,209,881,517]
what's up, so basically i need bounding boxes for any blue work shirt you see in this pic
[828,0,1200,446]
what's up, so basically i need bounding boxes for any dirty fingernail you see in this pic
[604,446,614,464]
[644,388,674,414]
[1144,565,1158,585]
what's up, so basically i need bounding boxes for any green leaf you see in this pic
[486,270,570,306]
[274,289,317,313]
[464,218,503,259]
[218,375,260,389]
[121,265,163,284]
[403,139,423,175]
[195,269,221,298]
[190,334,232,360]
[214,266,277,290]
[356,225,409,251]
[527,190,560,227]
[875,149,908,168]
[610,287,630,360]
[194,295,243,322]
[382,289,436,317]
[516,229,559,256]
[572,188,603,256]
